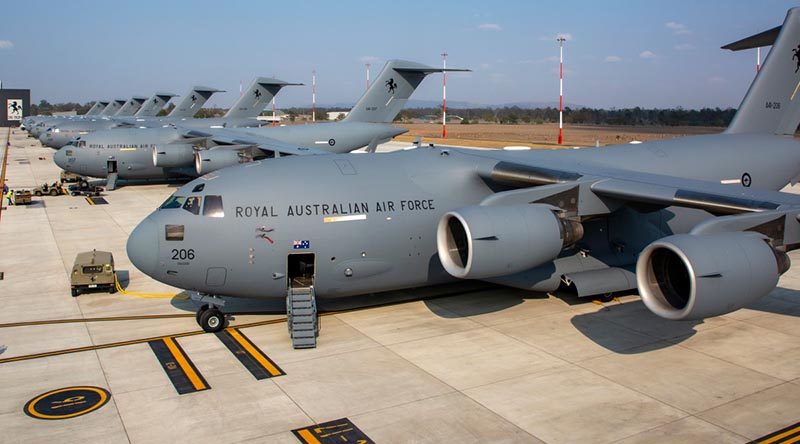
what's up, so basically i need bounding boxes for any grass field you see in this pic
[393,123,724,149]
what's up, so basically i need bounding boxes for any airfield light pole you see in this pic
[557,36,566,145]
[366,63,371,91]
[312,69,317,122]
[442,51,448,138]
[757,47,761,73]
[272,97,277,127]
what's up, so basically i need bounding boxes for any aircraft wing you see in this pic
[178,127,329,156]
[471,153,800,246]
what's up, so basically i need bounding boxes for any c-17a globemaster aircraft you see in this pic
[128,9,800,349]
[54,60,465,189]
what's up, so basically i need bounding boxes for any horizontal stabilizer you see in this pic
[722,25,781,51]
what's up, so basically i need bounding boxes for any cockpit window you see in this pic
[182,196,201,215]
[160,195,186,209]
[77,140,86,148]
[65,150,74,157]
[203,195,224,218]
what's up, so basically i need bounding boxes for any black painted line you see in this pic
[148,337,209,395]
[215,328,284,380]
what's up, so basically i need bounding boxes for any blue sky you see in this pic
[0,0,796,109]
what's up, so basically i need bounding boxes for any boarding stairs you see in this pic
[287,278,319,349]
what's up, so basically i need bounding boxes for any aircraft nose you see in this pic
[53,146,69,170]
[127,217,159,278]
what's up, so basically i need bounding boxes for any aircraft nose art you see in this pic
[127,217,159,278]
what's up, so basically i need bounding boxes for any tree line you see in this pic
[31,99,737,127]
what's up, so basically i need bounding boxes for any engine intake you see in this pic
[436,204,582,279]
[636,232,789,320]
[152,144,195,168]
[195,150,249,175]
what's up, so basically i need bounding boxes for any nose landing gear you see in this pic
[192,294,229,333]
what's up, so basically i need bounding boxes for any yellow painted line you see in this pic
[226,328,282,377]
[162,337,206,391]
[114,274,185,299]
[784,434,800,444]
[86,197,94,205]
[760,425,800,444]
[297,429,322,444]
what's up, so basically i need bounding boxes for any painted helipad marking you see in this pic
[148,337,209,395]
[293,418,375,444]
[24,386,110,420]
[216,328,284,379]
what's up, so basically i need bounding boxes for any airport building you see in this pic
[0,88,30,127]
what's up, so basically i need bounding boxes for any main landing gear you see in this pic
[192,294,229,333]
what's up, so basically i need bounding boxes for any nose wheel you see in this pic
[196,304,228,333]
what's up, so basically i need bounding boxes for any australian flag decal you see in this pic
[292,240,310,250]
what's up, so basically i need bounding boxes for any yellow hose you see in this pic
[114,274,187,300]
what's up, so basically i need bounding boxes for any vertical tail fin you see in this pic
[84,101,107,116]
[724,8,800,135]
[134,93,177,117]
[114,96,148,116]
[99,99,127,116]
[223,77,302,119]
[168,86,224,118]
[344,60,470,123]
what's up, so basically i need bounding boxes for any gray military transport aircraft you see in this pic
[54,60,464,190]
[29,94,174,141]
[126,9,800,346]
[51,76,307,189]
[39,87,225,149]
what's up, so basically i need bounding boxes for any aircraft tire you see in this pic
[195,304,209,324]
[199,307,224,333]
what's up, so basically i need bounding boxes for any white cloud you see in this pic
[639,50,657,59]
[665,21,690,35]
[478,23,503,31]
[479,63,491,70]
[708,76,726,84]
[674,43,695,51]
[0,40,13,49]
[605,55,622,62]
[359,56,379,64]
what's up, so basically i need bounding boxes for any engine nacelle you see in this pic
[195,150,249,175]
[152,144,195,168]
[636,232,790,320]
[436,204,583,279]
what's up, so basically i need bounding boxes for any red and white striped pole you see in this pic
[756,47,761,73]
[557,37,565,145]
[312,69,317,122]
[442,51,448,138]
[365,63,371,91]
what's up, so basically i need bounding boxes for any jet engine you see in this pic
[636,232,790,320]
[195,150,249,175]
[152,144,195,168]
[436,204,583,279]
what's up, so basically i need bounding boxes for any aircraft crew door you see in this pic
[288,253,315,290]
[287,253,318,349]
[107,159,118,174]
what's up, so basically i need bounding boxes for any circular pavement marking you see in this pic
[24,386,111,420]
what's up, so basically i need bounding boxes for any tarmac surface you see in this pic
[1,127,800,443]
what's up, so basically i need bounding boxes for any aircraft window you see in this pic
[192,183,205,193]
[182,196,201,215]
[203,195,224,218]
[65,150,74,157]
[165,224,184,241]
[160,195,186,209]
[77,141,86,148]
